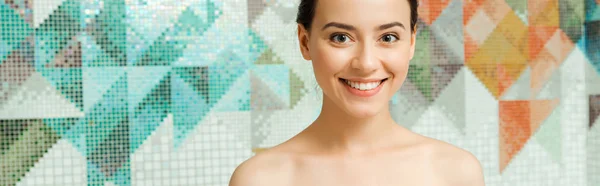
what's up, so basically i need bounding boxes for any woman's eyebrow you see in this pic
[378,22,405,31]
[322,22,355,31]
[321,22,405,31]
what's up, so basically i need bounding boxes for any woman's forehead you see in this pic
[312,0,412,28]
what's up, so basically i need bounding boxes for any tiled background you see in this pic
[0,0,599,185]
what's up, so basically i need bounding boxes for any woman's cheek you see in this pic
[384,49,410,71]
[382,50,411,89]
[313,45,352,74]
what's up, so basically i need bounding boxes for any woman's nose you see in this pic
[350,44,380,73]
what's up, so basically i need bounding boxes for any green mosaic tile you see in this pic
[173,67,209,103]
[252,65,290,108]
[111,161,130,186]
[42,117,79,138]
[134,29,188,66]
[587,20,600,73]
[85,74,128,155]
[172,72,209,148]
[407,63,433,102]
[506,0,527,17]
[407,22,433,101]
[0,2,32,51]
[587,0,600,21]
[0,120,60,186]
[89,121,130,178]
[136,7,217,66]
[255,48,284,65]
[3,0,32,25]
[34,0,80,68]
[0,120,30,155]
[248,29,268,62]
[132,72,171,118]
[0,39,11,62]
[87,161,107,186]
[208,50,250,106]
[39,68,84,110]
[560,0,585,42]
[130,71,171,151]
[411,22,431,66]
[289,69,305,109]
[86,0,126,66]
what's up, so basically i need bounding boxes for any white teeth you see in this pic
[344,79,382,90]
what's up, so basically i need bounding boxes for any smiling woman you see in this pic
[229,0,485,185]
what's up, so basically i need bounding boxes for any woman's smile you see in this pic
[339,78,389,97]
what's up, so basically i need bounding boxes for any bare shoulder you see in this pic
[229,147,296,186]
[420,137,485,186]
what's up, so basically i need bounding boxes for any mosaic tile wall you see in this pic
[0,0,599,185]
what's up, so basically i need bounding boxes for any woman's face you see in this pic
[298,0,416,119]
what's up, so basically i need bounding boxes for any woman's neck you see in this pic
[302,94,403,155]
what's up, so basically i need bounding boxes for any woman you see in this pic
[230,0,485,185]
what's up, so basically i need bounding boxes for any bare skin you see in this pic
[231,126,484,186]
[230,0,485,185]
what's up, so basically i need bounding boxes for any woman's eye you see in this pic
[381,34,399,43]
[331,34,351,43]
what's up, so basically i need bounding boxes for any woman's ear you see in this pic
[297,24,311,61]
[409,31,417,61]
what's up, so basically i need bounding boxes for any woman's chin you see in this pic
[343,103,384,119]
